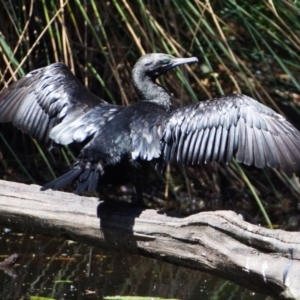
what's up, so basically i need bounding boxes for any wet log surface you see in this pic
[0,179,299,299]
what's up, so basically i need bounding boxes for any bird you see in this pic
[0,53,300,205]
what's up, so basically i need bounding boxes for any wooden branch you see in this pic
[0,179,299,299]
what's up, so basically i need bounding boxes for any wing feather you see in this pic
[226,125,237,164]
[0,63,122,145]
[186,131,198,164]
[161,94,300,173]
[204,127,216,163]
[212,126,222,162]
[218,127,228,163]
[182,131,193,164]
[192,130,204,164]
[198,127,210,164]
[253,126,266,168]
[236,119,246,163]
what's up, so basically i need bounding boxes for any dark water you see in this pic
[0,227,267,300]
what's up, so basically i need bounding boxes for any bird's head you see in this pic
[132,53,198,81]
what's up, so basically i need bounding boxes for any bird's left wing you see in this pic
[161,94,300,173]
[0,63,123,145]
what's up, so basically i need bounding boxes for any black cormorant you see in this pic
[1,53,300,204]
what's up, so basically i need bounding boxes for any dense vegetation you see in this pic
[1,0,300,228]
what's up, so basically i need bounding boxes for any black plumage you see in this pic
[1,53,300,204]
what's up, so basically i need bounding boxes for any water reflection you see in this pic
[0,227,265,299]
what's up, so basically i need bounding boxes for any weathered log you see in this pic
[0,179,299,299]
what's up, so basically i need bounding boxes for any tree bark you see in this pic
[0,179,299,299]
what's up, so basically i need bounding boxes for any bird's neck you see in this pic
[133,72,173,111]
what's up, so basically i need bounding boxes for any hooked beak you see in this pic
[162,56,198,71]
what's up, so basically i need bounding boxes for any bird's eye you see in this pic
[162,59,170,64]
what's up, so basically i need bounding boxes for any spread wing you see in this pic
[159,94,300,173]
[0,63,123,145]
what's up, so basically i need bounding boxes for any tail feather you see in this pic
[76,168,101,194]
[76,173,93,194]
[88,171,100,192]
[41,160,104,194]
[41,168,82,191]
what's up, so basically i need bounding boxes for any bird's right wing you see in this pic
[0,63,122,145]
[161,94,300,173]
